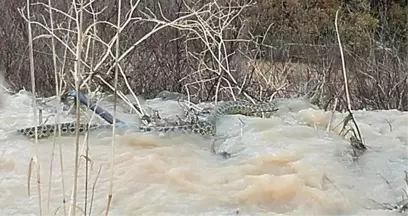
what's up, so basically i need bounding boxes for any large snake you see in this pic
[17,91,278,139]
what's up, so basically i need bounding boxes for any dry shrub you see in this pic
[0,0,406,110]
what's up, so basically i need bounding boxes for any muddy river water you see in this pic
[0,91,407,215]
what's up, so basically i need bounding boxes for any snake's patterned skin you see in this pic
[140,120,216,136]
[208,100,278,124]
[17,122,112,139]
[17,100,277,139]
[18,121,214,139]
[138,100,277,136]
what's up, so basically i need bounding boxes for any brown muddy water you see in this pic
[0,91,407,216]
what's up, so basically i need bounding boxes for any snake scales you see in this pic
[17,92,278,139]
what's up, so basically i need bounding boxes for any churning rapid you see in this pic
[0,90,407,215]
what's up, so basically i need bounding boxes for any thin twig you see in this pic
[25,0,43,214]
[105,0,122,214]
[69,0,85,215]
[335,8,351,110]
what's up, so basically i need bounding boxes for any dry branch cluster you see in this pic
[0,0,406,111]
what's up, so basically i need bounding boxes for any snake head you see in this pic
[61,90,90,107]
[61,90,77,102]
[66,90,77,97]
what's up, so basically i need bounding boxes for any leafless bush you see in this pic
[0,0,406,111]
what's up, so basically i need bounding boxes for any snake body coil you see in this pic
[17,92,277,139]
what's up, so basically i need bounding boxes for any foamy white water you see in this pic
[0,90,407,216]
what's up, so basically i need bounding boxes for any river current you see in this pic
[0,90,407,215]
